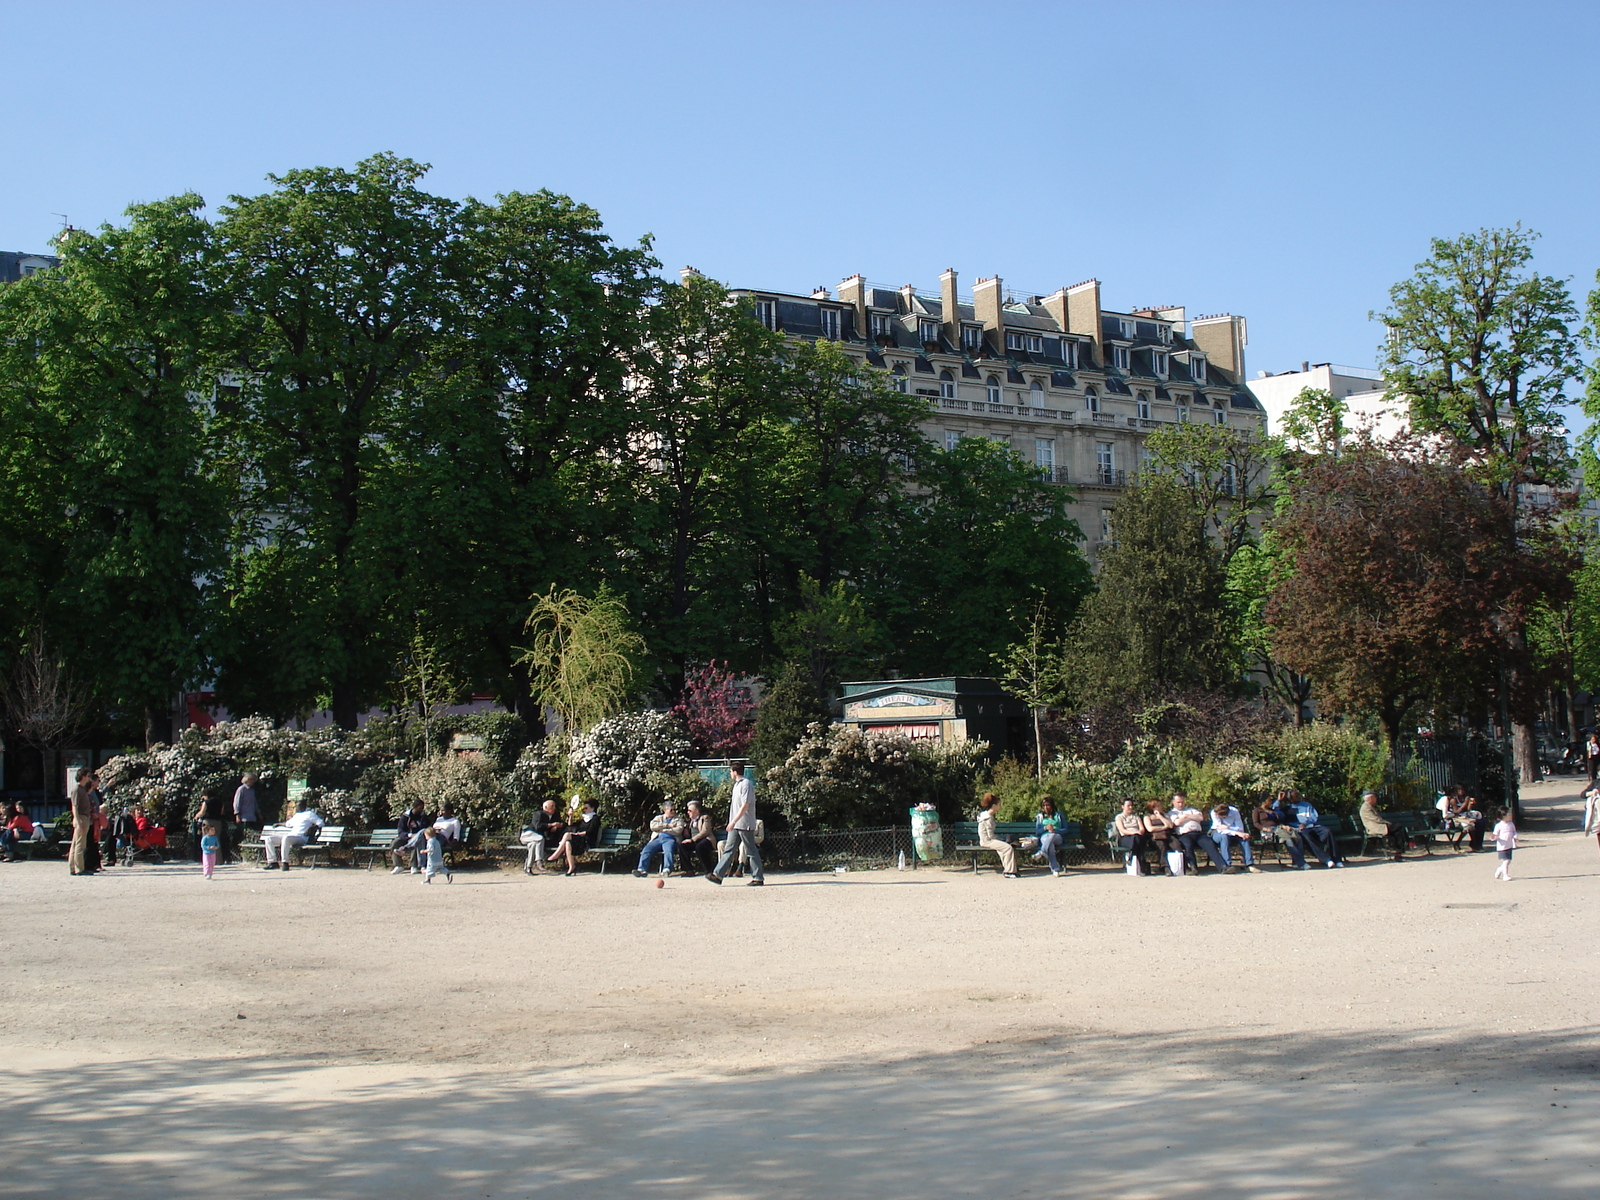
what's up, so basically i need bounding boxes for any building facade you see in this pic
[726,269,1264,553]
[0,250,59,284]
[1246,361,1403,441]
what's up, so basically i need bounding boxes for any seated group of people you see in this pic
[0,801,44,860]
[1434,785,1488,851]
[1110,792,1275,876]
[518,797,601,876]
[1108,789,1347,875]
[387,801,463,881]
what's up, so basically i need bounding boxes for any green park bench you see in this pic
[948,820,1083,873]
[354,828,399,870]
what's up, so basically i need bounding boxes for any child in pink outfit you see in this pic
[200,820,221,879]
[1491,808,1517,881]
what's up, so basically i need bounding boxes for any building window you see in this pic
[1221,463,1237,495]
[1004,331,1043,354]
[1190,355,1205,383]
[919,320,939,344]
[985,375,1001,405]
[1177,406,1189,423]
[1085,388,1100,414]
[1035,438,1055,471]
[946,430,963,451]
[895,376,909,393]
[1136,393,1151,420]
[1152,351,1168,377]
[1096,441,1114,481]
[1215,408,1227,425]
[1119,319,1134,338]
[1158,324,1172,343]
[1101,508,1113,541]
[819,308,840,339]
[871,312,892,337]
[1029,380,1044,407]
[938,369,955,399]
[962,325,983,353]
[1111,345,1130,371]
[755,300,776,330]
[1061,340,1078,370]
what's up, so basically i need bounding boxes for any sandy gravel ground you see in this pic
[3,778,1596,1198]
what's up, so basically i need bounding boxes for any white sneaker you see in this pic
[390,866,403,875]
[410,867,419,875]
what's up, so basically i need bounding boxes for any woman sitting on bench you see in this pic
[1113,799,1148,875]
[546,799,600,877]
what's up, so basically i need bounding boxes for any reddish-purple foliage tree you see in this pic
[672,661,754,757]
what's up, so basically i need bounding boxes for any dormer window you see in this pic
[755,300,776,330]
[1190,355,1206,383]
[1029,380,1044,407]
[819,308,840,340]
[939,369,956,399]
[1111,345,1130,371]
[1085,388,1100,414]
[1118,319,1134,338]
[1158,324,1172,344]
[919,320,940,344]
[1005,331,1044,354]
[962,325,983,353]
[985,375,1001,405]
[1215,408,1227,425]
[1177,406,1189,423]
[870,312,893,338]
[1061,340,1078,370]
[1136,393,1151,420]
[1152,351,1168,377]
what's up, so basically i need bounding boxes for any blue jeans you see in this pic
[1298,824,1338,865]
[714,829,763,881]
[1034,831,1064,871]
[637,833,677,873]
[1273,827,1308,868]
[1213,831,1253,867]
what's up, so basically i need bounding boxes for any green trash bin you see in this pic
[910,806,942,863]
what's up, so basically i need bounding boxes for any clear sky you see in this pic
[4,0,1597,385]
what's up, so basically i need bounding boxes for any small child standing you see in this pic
[200,820,221,880]
[1492,807,1518,881]
[422,829,452,884]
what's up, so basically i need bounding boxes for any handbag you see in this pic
[1018,836,1041,853]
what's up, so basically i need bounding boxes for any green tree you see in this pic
[0,197,226,744]
[993,597,1069,777]
[1066,475,1239,706]
[875,437,1090,676]
[1143,421,1279,565]
[621,272,789,685]
[410,188,658,725]
[518,587,646,735]
[210,154,460,728]
[1226,537,1312,725]
[1379,227,1583,786]
[747,661,830,773]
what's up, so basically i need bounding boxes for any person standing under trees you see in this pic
[1587,734,1600,784]
[68,769,97,876]
[706,761,765,886]
[233,773,260,862]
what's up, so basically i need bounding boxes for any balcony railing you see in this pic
[1036,466,1071,485]
[1085,468,1127,487]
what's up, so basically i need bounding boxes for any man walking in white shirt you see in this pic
[706,761,764,886]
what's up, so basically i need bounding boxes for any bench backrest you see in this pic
[598,827,632,849]
[314,825,346,844]
[366,828,399,845]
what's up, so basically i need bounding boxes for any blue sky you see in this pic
[4,1,1597,385]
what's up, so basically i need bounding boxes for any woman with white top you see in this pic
[976,793,1018,877]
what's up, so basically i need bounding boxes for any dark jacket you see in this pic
[394,809,432,846]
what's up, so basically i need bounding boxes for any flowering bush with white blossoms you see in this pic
[567,710,693,801]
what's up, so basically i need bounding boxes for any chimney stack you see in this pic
[940,269,959,346]
[838,274,866,338]
[973,276,1003,356]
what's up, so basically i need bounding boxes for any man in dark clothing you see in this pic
[390,801,433,874]
[1254,795,1307,870]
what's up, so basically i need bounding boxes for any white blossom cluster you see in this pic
[567,711,693,800]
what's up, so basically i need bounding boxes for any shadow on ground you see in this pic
[6,1026,1597,1199]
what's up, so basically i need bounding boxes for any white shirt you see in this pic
[432,816,463,842]
[1210,807,1246,837]
[285,809,322,837]
[728,776,757,831]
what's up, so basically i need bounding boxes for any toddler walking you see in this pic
[200,820,221,880]
[1492,807,1517,881]
[422,829,452,884]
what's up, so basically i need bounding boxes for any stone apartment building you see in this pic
[726,269,1264,551]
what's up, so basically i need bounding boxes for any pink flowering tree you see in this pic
[672,660,753,757]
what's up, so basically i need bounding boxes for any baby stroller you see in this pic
[114,811,169,865]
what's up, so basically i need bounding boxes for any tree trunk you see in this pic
[1513,721,1538,785]
[331,682,361,731]
[144,701,171,750]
